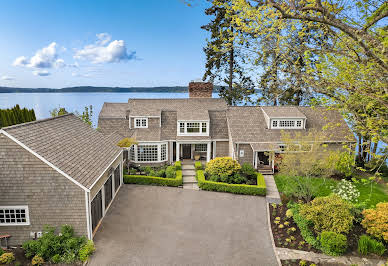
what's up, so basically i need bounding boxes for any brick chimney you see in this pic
[188,81,213,98]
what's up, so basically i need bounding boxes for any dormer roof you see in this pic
[261,106,307,119]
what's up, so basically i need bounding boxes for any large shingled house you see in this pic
[98,81,355,174]
[0,114,123,245]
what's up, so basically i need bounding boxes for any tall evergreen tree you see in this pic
[201,0,255,105]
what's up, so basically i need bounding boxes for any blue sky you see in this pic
[0,0,210,88]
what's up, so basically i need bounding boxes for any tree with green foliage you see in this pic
[202,0,255,105]
[0,105,36,128]
[78,105,94,127]
[215,0,387,163]
[49,106,68,117]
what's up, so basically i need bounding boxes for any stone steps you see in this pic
[183,175,197,184]
[182,164,195,170]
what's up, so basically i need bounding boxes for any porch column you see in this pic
[206,142,211,162]
[176,142,180,161]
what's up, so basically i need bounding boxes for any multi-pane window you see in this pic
[271,119,303,129]
[161,144,167,161]
[279,120,295,127]
[129,146,135,161]
[202,123,207,133]
[0,206,29,225]
[178,121,209,135]
[137,145,158,162]
[186,122,200,133]
[195,144,207,152]
[134,118,148,128]
[301,144,313,152]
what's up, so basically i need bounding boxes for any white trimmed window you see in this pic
[271,119,303,129]
[161,143,167,161]
[130,142,168,163]
[137,145,158,162]
[134,118,148,128]
[129,145,135,161]
[195,144,207,152]
[0,206,30,226]
[177,121,209,136]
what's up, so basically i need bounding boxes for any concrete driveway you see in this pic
[90,185,278,266]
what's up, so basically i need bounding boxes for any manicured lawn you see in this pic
[274,174,388,207]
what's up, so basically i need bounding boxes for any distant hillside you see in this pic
[0,86,222,93]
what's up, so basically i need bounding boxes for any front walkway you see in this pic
[181,159,199,190]
[90,185,278,266]
[263,175,281,204]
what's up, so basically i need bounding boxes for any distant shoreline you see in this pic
[0,86,222,93]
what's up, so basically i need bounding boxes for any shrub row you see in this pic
[288,202,321,249]
[196,170,266,196]
[123,162,183,187]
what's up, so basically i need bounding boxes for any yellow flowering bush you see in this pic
[300,194,354,234]
[205,157,241,177]
[361,202,388,241]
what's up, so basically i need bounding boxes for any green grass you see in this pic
[274,174,388,208]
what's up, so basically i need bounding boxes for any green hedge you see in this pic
[124,170,182,187]
[196,170,266,196]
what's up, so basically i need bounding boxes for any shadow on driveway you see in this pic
[90,185,278,266]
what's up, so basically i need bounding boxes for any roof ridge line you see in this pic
[2,113,74,131]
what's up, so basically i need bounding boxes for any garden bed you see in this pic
[269,203,319,253]
[270,201,388,259]
[123,161,183,187]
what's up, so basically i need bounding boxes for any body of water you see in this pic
[0,92,220,127]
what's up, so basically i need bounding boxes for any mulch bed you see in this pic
[269,203,320,253]
[270,202,388,259]
[3,247,80,266]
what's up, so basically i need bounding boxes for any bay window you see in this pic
[128,142,168,163]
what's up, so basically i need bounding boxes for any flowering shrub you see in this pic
[362,202,388,241]
[205,157,241,177]
[332,179,360,203]
[300,194,354,234]
[0,252,15,264]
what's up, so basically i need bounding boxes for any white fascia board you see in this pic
[88,150,123,190]
[85,191,92,240]
[1,130,89,192]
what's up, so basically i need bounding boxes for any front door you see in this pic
[182,144,191,159]
[258,152,269,165]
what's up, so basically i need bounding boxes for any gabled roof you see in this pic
[99,102,128,119]
[227,106,355,143]
[1,114,122,190]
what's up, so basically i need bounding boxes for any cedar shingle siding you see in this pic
[0,134,87,245]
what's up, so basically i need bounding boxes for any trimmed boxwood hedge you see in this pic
[123,162,183,187]
[196,169,266,196]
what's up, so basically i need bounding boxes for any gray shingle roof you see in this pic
[99,102,128,118]
[227,106,355,143]
[3,114,122,189]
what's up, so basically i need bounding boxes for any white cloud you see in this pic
[13,42,66,70]
[74,33,136,64]
[33,70,50,76]
[13,56,28,67]
[1,75,14,81]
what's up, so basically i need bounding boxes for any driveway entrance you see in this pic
[90,185,278,266]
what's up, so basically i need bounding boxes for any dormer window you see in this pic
[271,119,304,129]
[134,118,148,128]
[177,121,209,136]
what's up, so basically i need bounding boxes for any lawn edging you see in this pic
[123,162,183,187]
[196,170,266,196]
